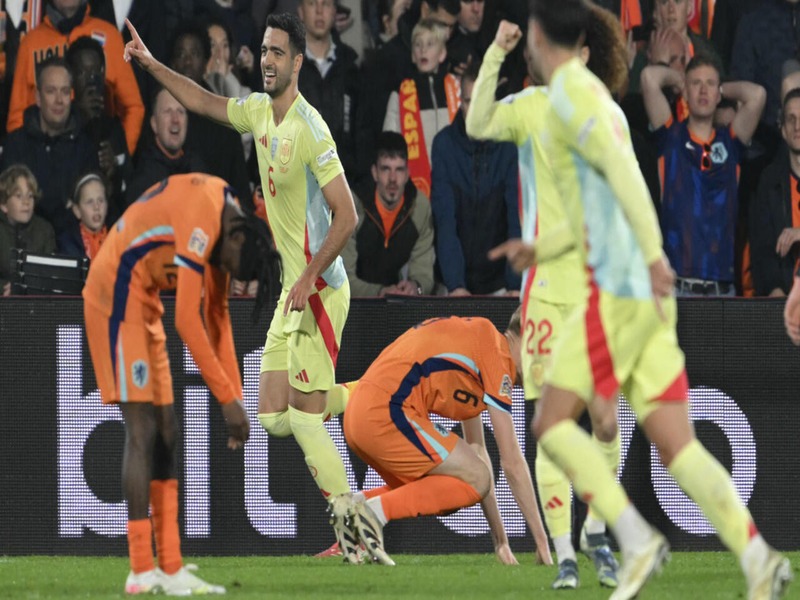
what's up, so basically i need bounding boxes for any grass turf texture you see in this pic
[1,553,798,598]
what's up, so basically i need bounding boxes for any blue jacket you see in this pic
[430,111,521,294]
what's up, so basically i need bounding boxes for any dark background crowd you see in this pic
[0,0,797,301]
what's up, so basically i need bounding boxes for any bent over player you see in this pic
[123,14,359,547]
[83,174,278,595]
[332,313,553,568]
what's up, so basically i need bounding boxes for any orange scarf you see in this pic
[80,223,107,260]
[398,74,459,198]
[620,0,642,31]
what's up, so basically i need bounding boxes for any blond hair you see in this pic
[0,164,41,205]
[411,18,448,49]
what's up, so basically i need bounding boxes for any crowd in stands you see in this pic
[1,0,799,299]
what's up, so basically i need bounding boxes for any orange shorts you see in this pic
[343,380,459,488]
[84,302,174,405]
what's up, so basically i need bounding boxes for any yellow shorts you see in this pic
[520,294,579,400]
[547,287,687,423]
[261,281,350,393]
[84,302,174,406]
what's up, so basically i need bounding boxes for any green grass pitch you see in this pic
[1,552,797,599]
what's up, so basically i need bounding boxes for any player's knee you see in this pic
[590,410,618,442]
[258,411,293,437]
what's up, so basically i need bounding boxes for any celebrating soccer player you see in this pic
[123,12,359,553]
[487,2,792,599]
[470,7,628,590]
[83,174,278,594]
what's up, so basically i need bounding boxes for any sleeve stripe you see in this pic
[484,393,512,413]
[175,254,205,275]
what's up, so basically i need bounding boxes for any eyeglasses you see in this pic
[700,143,712,171]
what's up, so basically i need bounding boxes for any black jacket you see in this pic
[298,41,359,180]
[1,106,99,234]
[126,141,207,204]
[749,146,797,296]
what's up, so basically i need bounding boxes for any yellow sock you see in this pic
[288,405,350,498]
[535,442,572,539]
[586,432,620,527]
[258,411,292,437]
[668,439,755,557]
[323,381,357,420]
[539,420,629,527]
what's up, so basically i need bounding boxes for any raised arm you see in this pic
[640,64,684,130]
[725,80,767,145]
[124,19,231,126]
[466,21,523,142]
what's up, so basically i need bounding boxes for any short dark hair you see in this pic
[170,20,212,63]
[266,13,307,57]
[374,131,408,163]
[780,87,800,125]
[685,53,722,80]
[528,0,590,48]
[426,0,460,17]
[65,36,106,71]
[35,56,72,89]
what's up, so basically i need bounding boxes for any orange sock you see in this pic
[150,479,183,575]
[127,518,155,574]
[380,475,481,521]
[362,485,391,500]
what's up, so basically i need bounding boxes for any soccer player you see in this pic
[123,12,360,550]
[332,312,553,567]
[488,2,792,600]
[468,8,627,590]
[83,174,278,595]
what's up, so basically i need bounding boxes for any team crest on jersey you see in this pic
[709,142,728,165]
[131,360,149,389]
[270,137,278,159]
[188,227,209,257]
[433,422,450,437]
[499,374,513,398]
[280,138,293,164]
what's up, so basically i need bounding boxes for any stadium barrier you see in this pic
[1,296,798,555]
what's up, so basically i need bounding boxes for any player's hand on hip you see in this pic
[124,19,156,70]
[649,254,675,321]
[488,239,536,273]
[494,543,518,565]
[283,273,315,315]
[784,276,800,344]
[221,399,250,449]
[495,20,522,53]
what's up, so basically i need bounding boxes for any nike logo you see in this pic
[685,141,694,151]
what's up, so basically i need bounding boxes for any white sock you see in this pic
[740,534,769,574]
[366,497,387,525]
[610,504,653,554]
[553,534,577,564]
[583,515,606,536]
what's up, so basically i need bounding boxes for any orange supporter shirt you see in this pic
[360,316,516,421]
[7,5,144,154]
[374,189,403,247]
[83,174,242,404]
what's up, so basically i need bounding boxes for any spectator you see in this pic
[1,57,99,235]
[126,87,206,203]
[383,18,459,197]
[447,0,494,76]
[57,171,108,260]
[0,164,56,295]
[357,0,459,184]
[730,0,800,172]
[342,131,434,296]
[750,87,800,297]
[8,0,144,155]
[710,0,760,73]
[372,0,412,47]
[66,36,132,223]
[168,21,252,202]
[297,0,359,179]
[430,62,520,296]
[641,54,766,295]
